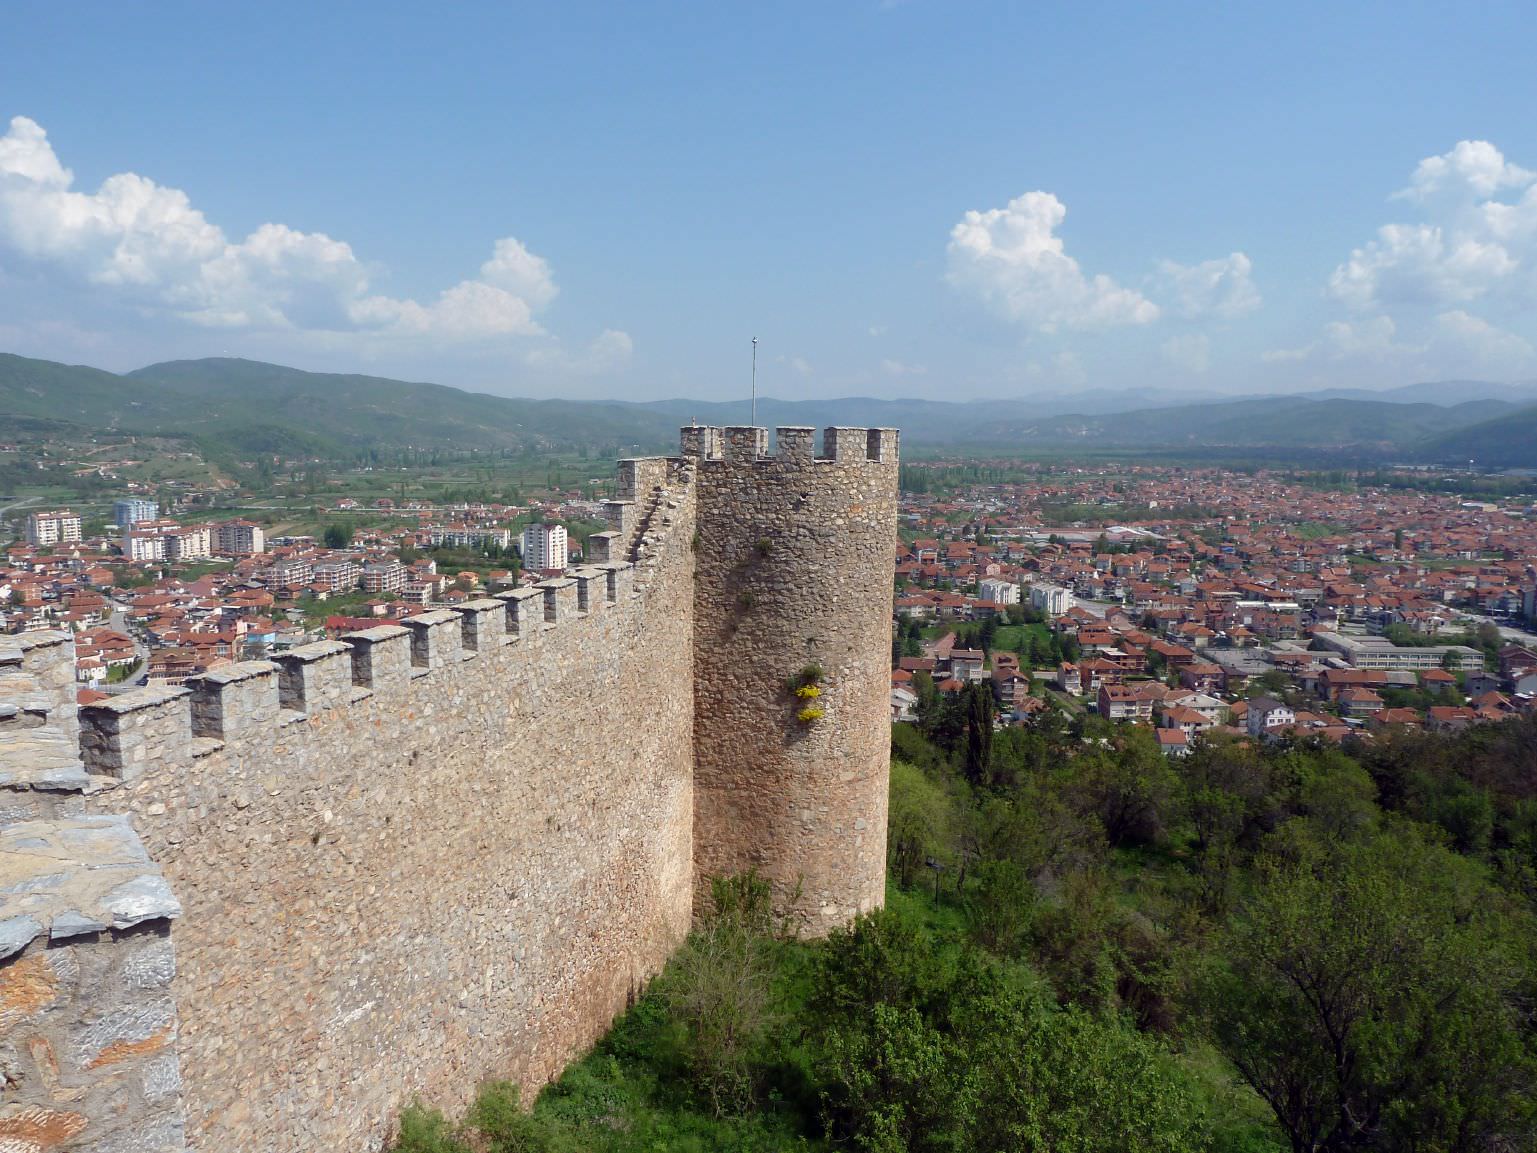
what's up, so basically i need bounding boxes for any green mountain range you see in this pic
[4,351,1536,466]
[0,353,679,459]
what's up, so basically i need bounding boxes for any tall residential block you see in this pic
[521,522,568,572]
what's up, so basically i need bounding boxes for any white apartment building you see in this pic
[1312,631,1484,672]
[122,531,167,563]
[163,525,212,562]
[313,560,362,592]
[255,559,315,589]
[114,499,159,528]
[977,578,1020,606]
[1029,583,1075,617]
[26,510,82,547]
[521,523,568,573]
[426,525,513,550]
[362,561,406,595]
[216,521,266,556]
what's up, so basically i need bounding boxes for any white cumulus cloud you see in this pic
[946,191,1160,331]
[1152,253,1260,318]
[0,115,567,344]
[1330,139,1537,311]
[947,190,1259,337]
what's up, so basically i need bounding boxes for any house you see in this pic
[1246,696,1295,738]
[1097,682,1154,723]
[1155,728,1191,757]
[946,649,987,682]
[992,669,1032,712]
[1160,704,1217,738]
[1056,662,1082,695]
[1428,705,1478,732]
[1179,661,1224,693]
[1338,687,1385,718]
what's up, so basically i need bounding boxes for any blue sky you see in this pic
[3,1,1537,401]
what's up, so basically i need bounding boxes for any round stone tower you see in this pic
[686,424,899,936]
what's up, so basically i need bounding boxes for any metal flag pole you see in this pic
[751,336,758,428]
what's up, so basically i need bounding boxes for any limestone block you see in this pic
[495,589,544,637]
[274,642,353,715]
[343,626,412,695]
[403,610,463,672]
[455,599,506,653]
[79,689,193,782]
[187,662,280,743]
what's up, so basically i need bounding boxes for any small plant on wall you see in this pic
[788,664,824,724]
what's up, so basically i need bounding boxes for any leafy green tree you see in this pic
[662,873,780,1115]
[965,992,1212,1153]
[963,858,1035,956]
[1196,827,1537,1153]
[888,760,955,889]
[1075,728,1181,848]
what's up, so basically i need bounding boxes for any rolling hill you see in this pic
[0,353,679,458]
[1413,404,1537,468]
[3,351,1534,464]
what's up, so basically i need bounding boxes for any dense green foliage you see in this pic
[390,708,1537,1153]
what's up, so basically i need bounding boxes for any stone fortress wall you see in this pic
[688,426,900,934]
[0,426,897,1152]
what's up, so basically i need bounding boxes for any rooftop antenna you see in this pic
[751,336,758,429]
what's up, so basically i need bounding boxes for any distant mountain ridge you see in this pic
[3,351,1536,465]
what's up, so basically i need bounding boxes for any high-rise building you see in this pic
[163,525,212,562]
[216,521,266,556]
[122,531,167,563]
[520,523,568,573]
[26,510,82,547]
[114,499,160,528]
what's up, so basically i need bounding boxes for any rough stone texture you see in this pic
[0,927,185,1153]
[689,426,899,935]
[0,645,187,1153]
[0,426,898,1152]
[78,462,699,1153]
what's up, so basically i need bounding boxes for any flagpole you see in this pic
[751,336,758,429]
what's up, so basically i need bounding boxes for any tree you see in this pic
[962,683,995,788]
[963,858,1034,955]
[1196,827,1537,1152]
[887,760,954,889]
[662,873,780,1116]
[1075,728,1180,848]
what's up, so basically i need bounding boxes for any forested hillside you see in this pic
[6,350,1536,462]
[390,698,1537,1153]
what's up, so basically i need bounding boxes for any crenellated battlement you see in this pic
[681,424,900,467]
[77,563,640,783]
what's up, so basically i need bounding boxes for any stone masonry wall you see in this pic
[0,634,187,1153]
[2,425,901,1149]
[76,464,697,1152]
[689,426,899,936]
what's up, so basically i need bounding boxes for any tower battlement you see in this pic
[681,423,899,466]
[0,425,897,1152]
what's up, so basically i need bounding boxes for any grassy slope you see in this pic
[1414,402,1537,467]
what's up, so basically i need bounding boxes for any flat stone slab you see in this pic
[0,728,91,792]
[0,814,181,956]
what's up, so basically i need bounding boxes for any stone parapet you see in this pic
[77,569,639,785]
